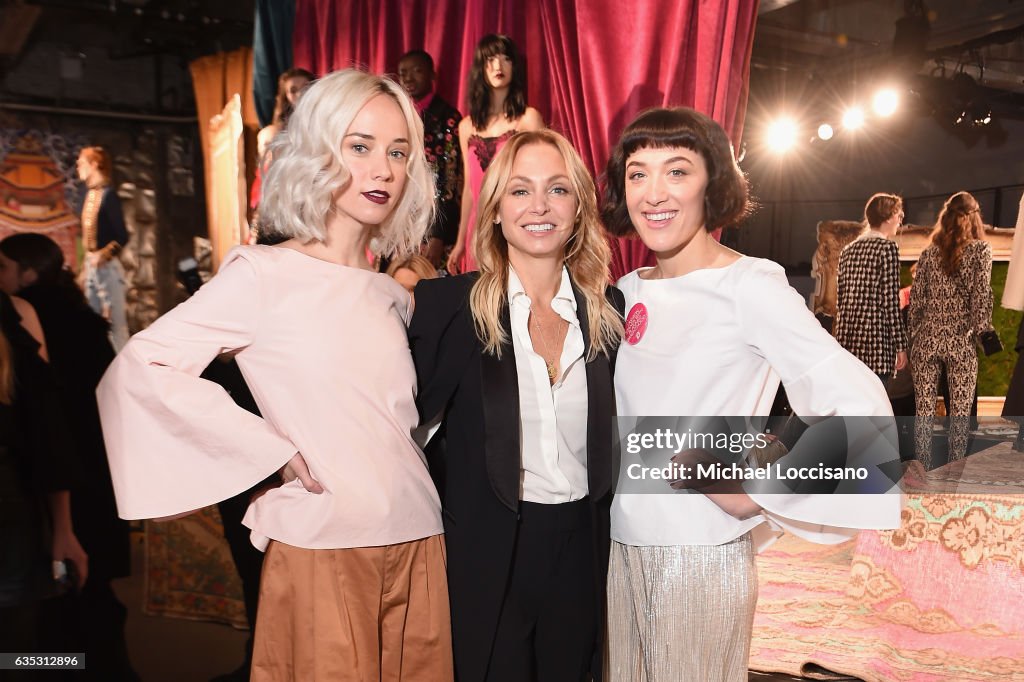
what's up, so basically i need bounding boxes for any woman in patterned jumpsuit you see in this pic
[908,191,995,469]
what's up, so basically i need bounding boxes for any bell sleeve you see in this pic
[97,249,297,520]
[736,260,902,541]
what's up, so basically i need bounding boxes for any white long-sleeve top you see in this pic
[97,245,442,550]
[508,266,589,503]
[611,257,901,550]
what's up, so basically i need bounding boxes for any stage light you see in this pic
[872,88,899,117]
[817,123,834,140]
[957,107,993,126]
[765,118,799,153]
[951,72,993,126]
[842,106,865,130]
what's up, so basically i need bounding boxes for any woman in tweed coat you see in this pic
[834,193,908,388]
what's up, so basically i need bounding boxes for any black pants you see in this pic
[217,488,267,666]
[486,498,597,682]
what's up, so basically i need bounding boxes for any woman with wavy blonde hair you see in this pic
[470,129,623,359]
[909,190,995,468]
[409,128,623,681]
[98,69,453,681]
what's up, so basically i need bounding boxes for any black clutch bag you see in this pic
[979,330,1003,356]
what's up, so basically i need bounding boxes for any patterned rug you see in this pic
[144,506,247,628]
[750,444,1024,681]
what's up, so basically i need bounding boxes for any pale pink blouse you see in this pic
[97,245,443,550]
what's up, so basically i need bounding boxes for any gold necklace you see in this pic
[530,305,564,384]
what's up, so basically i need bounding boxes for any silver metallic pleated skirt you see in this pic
[607,535,757,682]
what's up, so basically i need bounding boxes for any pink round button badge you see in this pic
[624,302,649,345]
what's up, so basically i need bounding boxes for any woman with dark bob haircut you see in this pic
[447,34,543,275]
[601,107,900,681]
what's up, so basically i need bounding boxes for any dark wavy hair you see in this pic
[931,191,986,276]
[467,34,527,130]
[0,233,85,304]
[602,107,751,236]
[272,67,316,128]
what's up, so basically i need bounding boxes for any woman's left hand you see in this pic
[280,452,324,494]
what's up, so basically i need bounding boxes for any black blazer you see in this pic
[409,272,623,682]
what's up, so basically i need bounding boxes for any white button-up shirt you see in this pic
[508,266,589,503]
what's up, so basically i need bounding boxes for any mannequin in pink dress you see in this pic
[448,34,543,275]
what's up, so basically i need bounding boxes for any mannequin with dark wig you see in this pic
[447,34,543,275]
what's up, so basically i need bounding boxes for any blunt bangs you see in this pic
[601,107,751,237]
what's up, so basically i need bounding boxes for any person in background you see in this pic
[387,254,438,295]
[908,191,995,469]
[397,50,463,269]
[834,192,908,390]
[891,262,919,465]
[0,292,89,667]
[76,145,129,351]
[0,233,136,680]
[447,34,543,275]
[256,68,316,159]
[251,68,317,243]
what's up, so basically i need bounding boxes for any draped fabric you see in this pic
[292,0,759,278]
[189,47,260,260]
[253,0,297,127]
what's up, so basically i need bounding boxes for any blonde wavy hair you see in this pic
[259,69,435,258]
[931,191,986,276]
[469,130,623,359]
[386,254,437,281]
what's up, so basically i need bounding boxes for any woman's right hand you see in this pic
[280,452,324,493]
[447,243,464,275]
[51,528,89,590]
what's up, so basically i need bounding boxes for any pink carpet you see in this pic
[750,443,1024,681]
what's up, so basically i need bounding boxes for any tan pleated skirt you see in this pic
[251,534,453,682]
[607,535,757,682]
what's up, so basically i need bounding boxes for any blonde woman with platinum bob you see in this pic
[260,69,435,256]
[97,69,453,681]
[409,129,623,681]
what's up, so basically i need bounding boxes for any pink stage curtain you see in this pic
[293,0,758,279]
